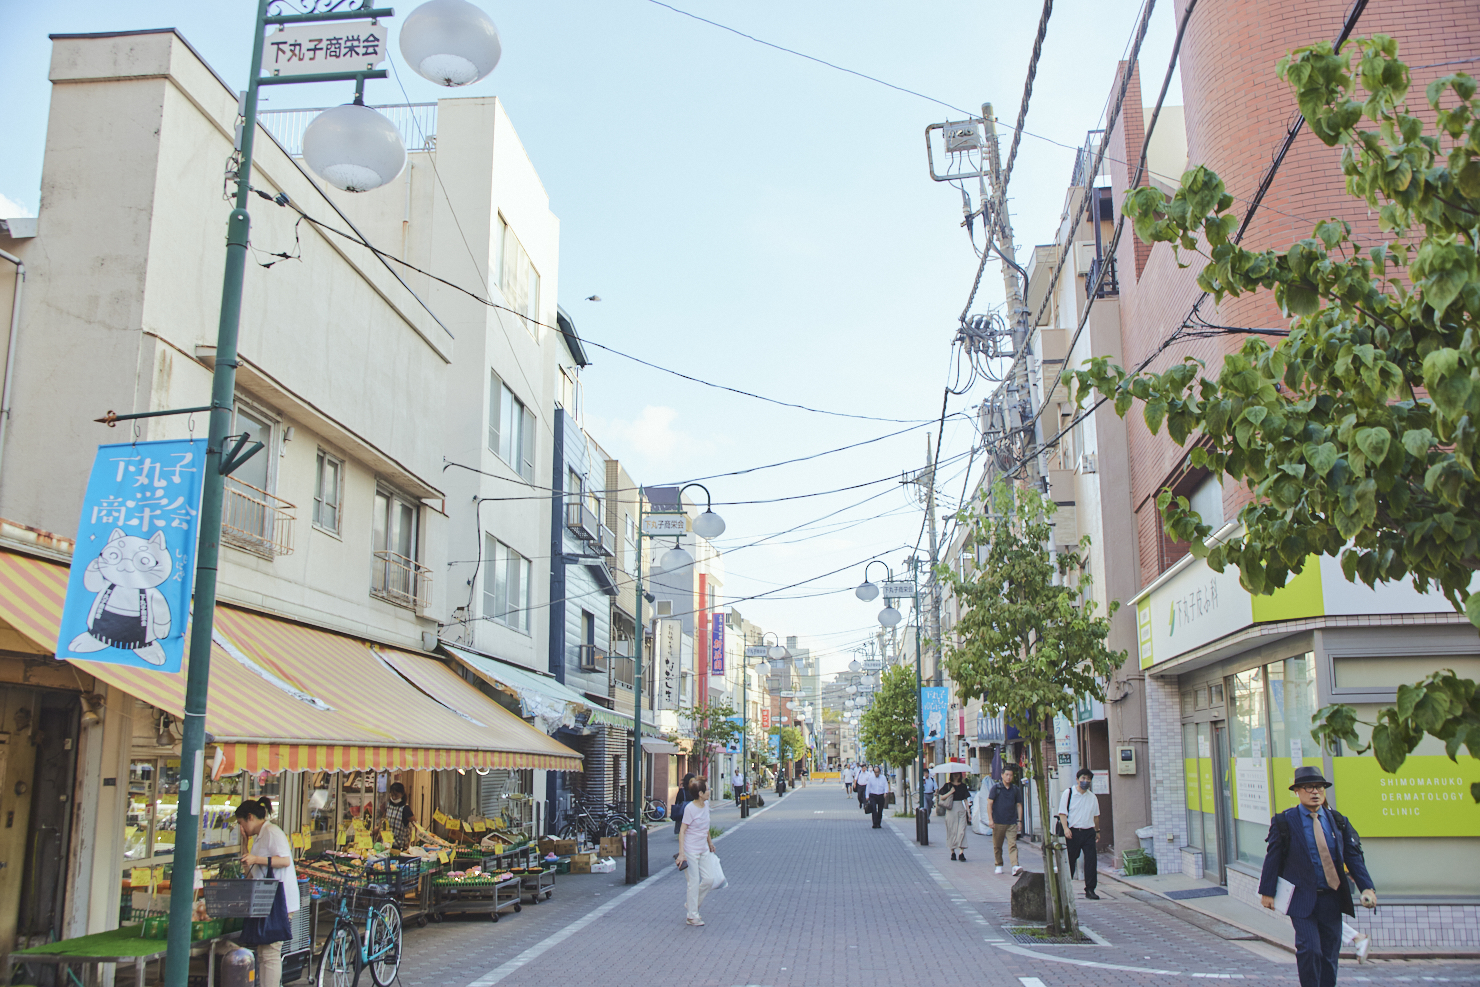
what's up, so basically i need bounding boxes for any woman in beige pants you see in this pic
[941,773,972,861]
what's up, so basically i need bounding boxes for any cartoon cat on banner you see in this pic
[57,440,206,673]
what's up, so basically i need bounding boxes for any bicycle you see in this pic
[643,796,666,823]
[312,859,403,987]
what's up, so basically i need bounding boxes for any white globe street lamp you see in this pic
[848,659,861,672]
[399,0,502,87]
[878,606,902,628]
[854,580,879,602]
[302,103,407,192]
[768,645,788,662]
[692,510,726,539]
[659,546,694,572]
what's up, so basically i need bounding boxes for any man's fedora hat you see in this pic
[1289,765,1334,791]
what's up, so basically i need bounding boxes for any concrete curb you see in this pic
[1103,872,1480,962]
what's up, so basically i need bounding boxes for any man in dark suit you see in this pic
[1259,765,1377,987]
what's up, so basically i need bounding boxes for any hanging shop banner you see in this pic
[921,687,949,742]
[760,707,771,729]
[657,618,681,710]
[57,440,206,673]
[768,733,781,762]
[710,613,725,676]
[724,716,743,753]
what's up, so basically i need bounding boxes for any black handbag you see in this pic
[238,877,291,946]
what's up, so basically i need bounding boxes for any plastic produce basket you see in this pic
[1121,848,1157,876]
[202,878,280,917]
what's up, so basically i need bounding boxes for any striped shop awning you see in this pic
[0,549,582,773]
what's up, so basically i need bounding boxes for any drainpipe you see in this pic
[0,247,24,484]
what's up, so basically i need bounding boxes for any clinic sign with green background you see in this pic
[1333,755,1480,837]
[1136,543,1462,669]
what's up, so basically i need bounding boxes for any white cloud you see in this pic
[0,194,34,219]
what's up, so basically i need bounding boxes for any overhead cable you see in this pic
[1001,0,1055,190]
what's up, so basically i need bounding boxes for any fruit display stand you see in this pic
[429,868,522,922]
[514,863,556,904]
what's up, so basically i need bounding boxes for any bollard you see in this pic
[222,945,256,987]
[739,793,749,818]
[916,806,930,846]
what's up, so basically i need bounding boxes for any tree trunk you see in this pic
[1029,733,1079,936]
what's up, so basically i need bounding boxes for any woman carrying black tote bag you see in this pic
[235,798,298,987]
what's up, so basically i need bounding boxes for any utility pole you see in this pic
[924,441,942,688]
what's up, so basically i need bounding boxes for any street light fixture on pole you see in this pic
[854,559,929,846]
[149,3,497,984]
[628,482,725,882]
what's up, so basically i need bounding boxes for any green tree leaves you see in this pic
[858,663,919,769]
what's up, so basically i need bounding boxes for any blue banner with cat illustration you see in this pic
[56,440,206,673]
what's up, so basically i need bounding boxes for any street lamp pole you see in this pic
[628,483,724,881]
[164,3,405,982]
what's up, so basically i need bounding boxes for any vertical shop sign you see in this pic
[761,707,771,729]
[710,613,725,675]
[657,618,681,709]
[57,440,206,673]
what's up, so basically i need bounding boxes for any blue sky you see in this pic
[0,1,1184,674]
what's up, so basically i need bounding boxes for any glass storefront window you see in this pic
[125,761,154,862]
[1229,668,1272,866]
[153,759,181,860]
[1268,653,1322,813]
[306,771,338,850]
[200,770,245,858]
[1182,723,1203,851]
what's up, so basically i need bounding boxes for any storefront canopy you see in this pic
[442,644,594,727]
[0,549,582,773]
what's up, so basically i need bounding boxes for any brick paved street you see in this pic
[388,784,1480,987]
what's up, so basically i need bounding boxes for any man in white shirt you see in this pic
[731,767,745,806]
[1057,767,1102,899]
[855,764,872,810]
[842,763,856,797]
[864,765,890,828]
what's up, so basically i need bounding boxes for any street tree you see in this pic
[766,725,805,767]
[1070,38,1480,798]
[942,482,1125,936]
[678,699,743,775]
[859,663,918,770]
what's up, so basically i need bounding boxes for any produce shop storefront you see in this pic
[1136,538,1480,949]
[0,549,581,946]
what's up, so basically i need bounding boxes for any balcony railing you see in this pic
[612,654,635,690]
[1085,255,1118,298]
[222,480,295,558]
[575,644,607,673]
[260,103,437,155]
[596,523,616,557]
[371,550,432,611]
[565,501,600,543]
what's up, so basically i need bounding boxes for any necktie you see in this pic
[1309,810,1341,890]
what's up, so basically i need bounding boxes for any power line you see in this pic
[1001,0,1055,191]
[643,0,974,117]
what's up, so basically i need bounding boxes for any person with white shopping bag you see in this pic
[675,779,724,925]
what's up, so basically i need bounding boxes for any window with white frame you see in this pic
[484,535,531,632]
[313,450,343,533]
[488,371,536,481]
[495,213,540,329]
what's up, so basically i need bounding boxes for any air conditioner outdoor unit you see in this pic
[654,600,673,616]
[1080,452,1098,474]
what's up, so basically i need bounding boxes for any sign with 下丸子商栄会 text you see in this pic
[56,440,207,674]
[260,21,387,78]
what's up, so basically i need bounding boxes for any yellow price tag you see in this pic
[438,850,449,864]
[290,832,304,850]
[152,866,166,889]
[130,867,150,888]
[473,820,487,833]
[301,824,312,838]
[380,829,393,845]
[355,832,373,850]
[338,828,348,845]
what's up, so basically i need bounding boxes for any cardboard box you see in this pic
[569,852,594,874]
[599,836,624,858]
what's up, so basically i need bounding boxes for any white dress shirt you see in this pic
[1058,785,1099,830]
[865,771,889,797]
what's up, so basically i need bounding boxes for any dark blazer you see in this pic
[1258,805,1374,919]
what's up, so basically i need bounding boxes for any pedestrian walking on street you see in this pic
[922,772,937,814]
[1058,767,1101,899]
[987,765,1024,875]
[842,762,856,797]
[731,767,746,806]
[676,779,718,926]
[940,772,971,861]
[864,764,889,828]
[856,764,871,810]
[673,772,697,835]
[1259,765,1377,987]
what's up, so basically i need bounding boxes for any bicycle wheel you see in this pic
[317,922,361,987]
[368,901,403,987]
[557,820,581,840]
